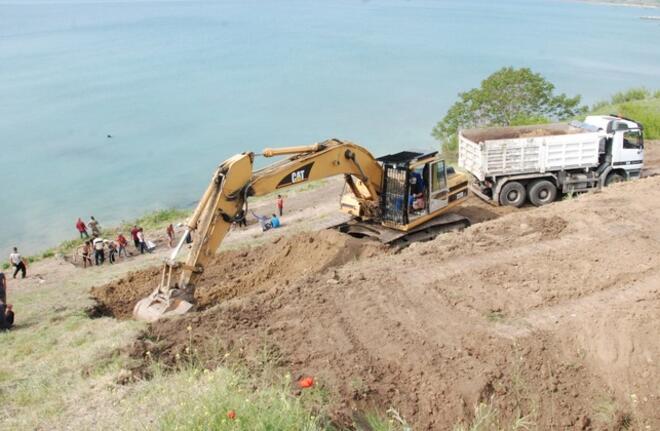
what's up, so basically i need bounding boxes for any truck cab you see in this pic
[584,115,644,181]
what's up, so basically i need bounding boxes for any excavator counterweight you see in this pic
[133,139,469,321]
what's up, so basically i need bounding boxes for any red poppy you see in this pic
[227,410,236,420]
[298,376,314,389]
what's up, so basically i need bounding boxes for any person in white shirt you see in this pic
[9,247,26,279]
[92,237,105,265]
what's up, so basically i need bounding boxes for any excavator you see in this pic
[133,139,470,321]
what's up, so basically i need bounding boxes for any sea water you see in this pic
[1,0,659,253]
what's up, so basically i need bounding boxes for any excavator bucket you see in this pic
[133,291,193,322]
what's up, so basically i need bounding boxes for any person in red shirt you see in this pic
[116,233,129,258]
[276,195,284,217]
[130,226,140,249]
[76,218,89,239]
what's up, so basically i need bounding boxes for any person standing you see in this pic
[116,233,128,258]
[76,218,89,239]
[81,241,93,268]
[0,272,7,304]
[137,228,146,254]
[92,237,105,265]
[9,248,27,279]
[130,225,140,249]
[0,303,14,331]
[166,224,175,248]
[88,216,101,237]
[107,241,117,264]
[276,195,284,217]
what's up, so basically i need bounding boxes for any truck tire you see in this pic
[605,172,625,186]
[499,181,526,207]
[527,180,557,206]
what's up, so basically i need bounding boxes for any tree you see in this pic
[432,67,587,157]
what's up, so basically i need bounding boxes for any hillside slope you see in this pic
[96,174,660,429]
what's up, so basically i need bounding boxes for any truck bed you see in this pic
[458,122,603,181]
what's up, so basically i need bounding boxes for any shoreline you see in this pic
[574,0,660,8]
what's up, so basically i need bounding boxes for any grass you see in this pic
[587,90,660,140]
[158,367,326,431]
[453,401,535,431]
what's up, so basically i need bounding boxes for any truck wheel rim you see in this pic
[507,191,518,201]
[539,189,548,199]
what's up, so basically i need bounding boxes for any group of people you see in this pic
[76,217,159,268]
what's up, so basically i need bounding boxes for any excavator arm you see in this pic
[133,139,384,321]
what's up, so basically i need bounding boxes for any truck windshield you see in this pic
[623,129,643,149]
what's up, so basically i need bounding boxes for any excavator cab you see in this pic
[378,151,464,229]
[337,150,470,244]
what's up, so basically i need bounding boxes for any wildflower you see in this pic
[187,325,192,332]
[227,410,236,420]
[298,376,314,389]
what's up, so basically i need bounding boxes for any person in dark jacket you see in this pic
[0,303,14,330]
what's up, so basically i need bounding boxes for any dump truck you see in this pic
[458,115,645,207]
[134,139,470,321]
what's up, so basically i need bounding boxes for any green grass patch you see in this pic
[159,368,327,431]
[120,208,191,231]
[588,91,660,140]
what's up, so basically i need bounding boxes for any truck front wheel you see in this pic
[605,172,625,186]
[499,181,526,207]
[528,180,557,206]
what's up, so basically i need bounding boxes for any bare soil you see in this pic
[91,142,660,430]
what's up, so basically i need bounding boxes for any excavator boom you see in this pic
[133,139,386,321]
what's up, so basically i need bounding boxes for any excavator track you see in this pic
[331,212,470,248]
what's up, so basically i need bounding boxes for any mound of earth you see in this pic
[96,177,660,430]
[91,230,384,319]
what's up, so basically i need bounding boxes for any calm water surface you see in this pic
[1,0,659,252]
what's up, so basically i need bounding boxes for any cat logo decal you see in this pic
[277,162,314,188]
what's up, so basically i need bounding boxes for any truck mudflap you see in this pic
[330,213,471,246]
[469,183,499,206]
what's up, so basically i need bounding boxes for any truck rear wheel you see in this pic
[528,180,557,206]
[499,181,526,207]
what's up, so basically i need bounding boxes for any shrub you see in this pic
[611,87,650,104]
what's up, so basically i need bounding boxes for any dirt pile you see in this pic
[91,230,384,319]
[94,177,660,429]
[90,268,161,319]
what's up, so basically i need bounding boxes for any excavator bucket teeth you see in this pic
[133,294,193,322]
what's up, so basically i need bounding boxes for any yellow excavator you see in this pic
[133,139,470,321]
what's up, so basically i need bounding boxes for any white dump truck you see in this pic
[458,115,645,207]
